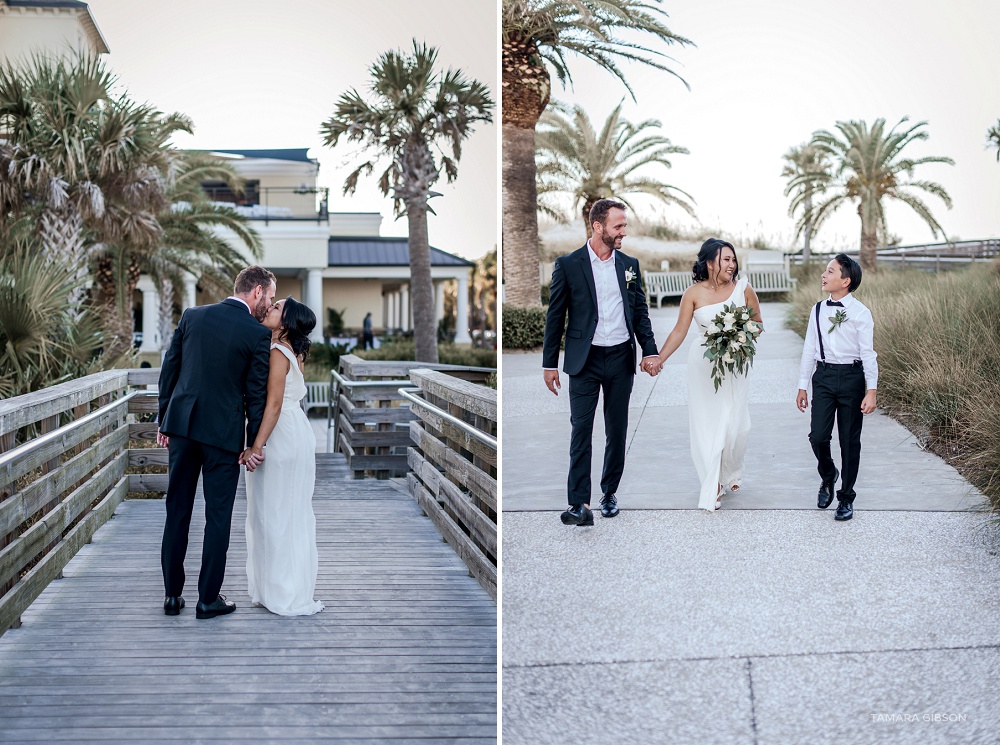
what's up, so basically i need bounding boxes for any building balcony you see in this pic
[203,185,330,225]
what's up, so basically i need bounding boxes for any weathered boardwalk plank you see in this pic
[0,454,497,744]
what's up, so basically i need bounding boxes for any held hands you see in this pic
[641,356,663,376]
[240,446,265,472]
[156,428,169,448]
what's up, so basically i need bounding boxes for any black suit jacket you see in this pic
[158,299,272,453]
[542,245,658,376]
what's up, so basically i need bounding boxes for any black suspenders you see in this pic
[814,301,826,362]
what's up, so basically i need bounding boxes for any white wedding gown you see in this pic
[687,277,752,511]
[245,344,324,616]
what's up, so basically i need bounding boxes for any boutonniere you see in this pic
[828,309,848,333]
[624,267,637,288]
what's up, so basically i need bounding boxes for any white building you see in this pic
[0,0,108,60]
[134,148,475,358]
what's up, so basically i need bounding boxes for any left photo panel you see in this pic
[0,0,498,742]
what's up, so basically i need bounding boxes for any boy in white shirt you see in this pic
[796,254,878,521]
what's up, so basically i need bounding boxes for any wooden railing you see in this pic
[328,355,494,479]
[0,369,164,634]
[403,370,497,599]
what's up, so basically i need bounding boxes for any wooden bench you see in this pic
[303,382,328,413]
[644,270,797,307]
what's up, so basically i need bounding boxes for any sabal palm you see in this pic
[502,0,692,307]
[989,119,1000,161]
[790,118,954,272]
[781,144,831,261]
[0,230,130,398]
[0,54,190,314]
[536,101,694,238]
[95,151,263,354]
[320,40,494,362]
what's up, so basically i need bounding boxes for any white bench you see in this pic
[302,382,328,414]
[644,270,797,307]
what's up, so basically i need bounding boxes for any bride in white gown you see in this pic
[654,239,763,511]
[241,297,324,616]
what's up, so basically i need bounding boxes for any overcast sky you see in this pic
[544,0,1000,251]
[86,0,497,260]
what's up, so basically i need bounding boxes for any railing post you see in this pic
[0,431,18,628]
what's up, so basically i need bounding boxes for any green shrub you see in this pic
[502,304,547,349]
[354,341,496,368]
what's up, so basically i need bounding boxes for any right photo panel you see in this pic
[500,1,1000,742]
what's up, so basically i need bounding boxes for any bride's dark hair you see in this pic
[277,297,316,362]
[692,238,738,284]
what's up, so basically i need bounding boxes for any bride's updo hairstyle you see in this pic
[692,238,738,284]
[277,297,316,362]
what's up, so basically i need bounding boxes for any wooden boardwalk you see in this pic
[0,454,497,744]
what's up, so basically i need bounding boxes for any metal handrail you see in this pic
[0,390,144,473]
[397,387,497,451]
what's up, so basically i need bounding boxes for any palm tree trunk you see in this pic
[406,203,438,363]
[859,201,878,274]
[581,196,599,240]
[501,39,550,309]
[503,124,543,308]
[158,279,175,351]
[39,206,87,316]
[802,192,813,262]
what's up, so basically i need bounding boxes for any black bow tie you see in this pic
[826,300,844,307]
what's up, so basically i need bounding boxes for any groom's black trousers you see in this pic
[809,362,866,503]
[567,341,634,506]
[161,433,240,603]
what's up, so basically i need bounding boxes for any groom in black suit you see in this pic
[543,199,660,525]
[157,266,274,619]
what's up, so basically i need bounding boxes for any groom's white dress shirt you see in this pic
[797,292,879,391]
[589,244,630,347]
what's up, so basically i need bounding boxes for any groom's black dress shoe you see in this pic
[196,594,236,619]
[163,596,185,616]
[561,504,594,526]
[600,493,619,518]
[835,500,854,521]
[817,468,839,509]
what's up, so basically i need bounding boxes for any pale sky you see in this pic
[545,0,1000,251]
[85,0,497,260]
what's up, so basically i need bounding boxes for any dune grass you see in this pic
[787,261,1000,511]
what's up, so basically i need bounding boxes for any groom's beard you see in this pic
[252,297,269,322]
[601,232,622,252]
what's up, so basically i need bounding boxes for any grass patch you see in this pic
[786,261,1000,511]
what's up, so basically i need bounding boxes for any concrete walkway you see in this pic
[501,302,1000,744]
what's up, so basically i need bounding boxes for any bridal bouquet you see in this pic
[702,303,762,392]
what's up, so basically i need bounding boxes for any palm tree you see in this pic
[0,229,130,398]
[502,0,692,307]
[145,151,263,351]
[781,143,831,261]
[471,246,498,337]
[790,118,954,273]
[320,40,494,363]
[0,54,189,318]
[536,101,694,238]
[989,119,1000,161]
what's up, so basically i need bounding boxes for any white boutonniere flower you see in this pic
[624,267,637,288]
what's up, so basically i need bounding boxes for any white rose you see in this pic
[722,352,734,363]
[737,332,747,343]
[746,322,758,333]
[723,313,736,324]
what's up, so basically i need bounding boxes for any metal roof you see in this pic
[328,237,474,267]
[210,148,316,164]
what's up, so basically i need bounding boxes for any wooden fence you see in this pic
[403,370,497,599]
[0,369,163,634]
[328,355,494,479]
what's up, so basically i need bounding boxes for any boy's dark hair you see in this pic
[834,253,862,293]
